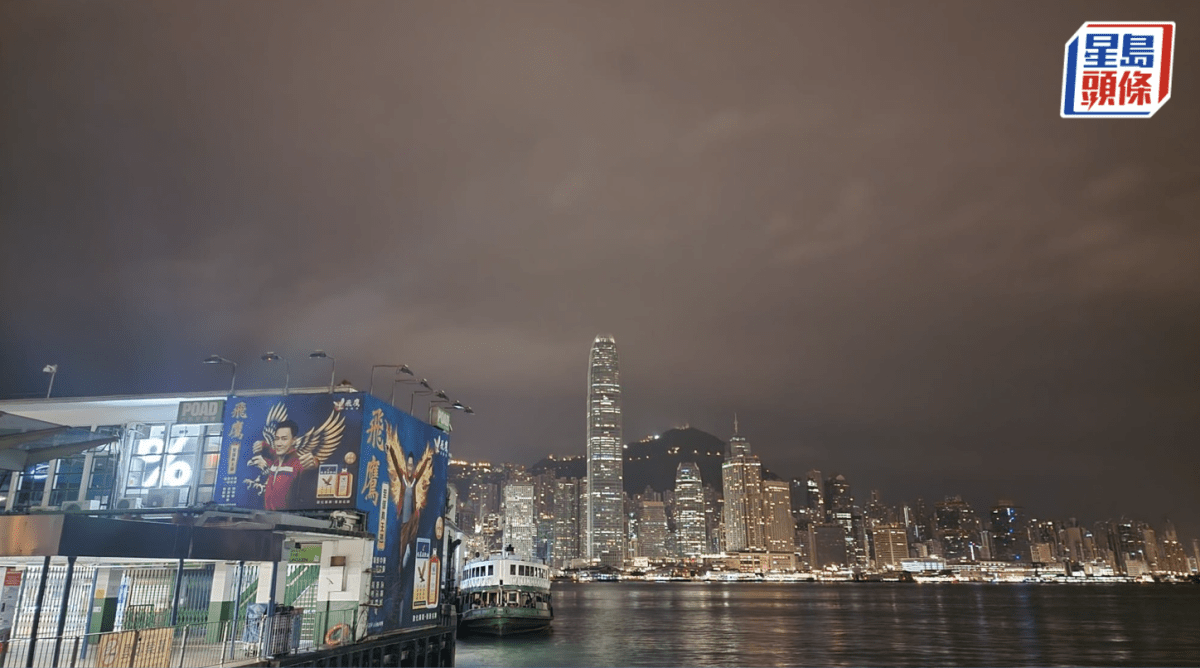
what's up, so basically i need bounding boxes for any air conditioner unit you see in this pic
[116,497,144,510]
[62,500,101,512]
[144,488,181,508]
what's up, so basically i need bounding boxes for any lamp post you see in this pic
[202,355,238,394]
[409,379,434,413]
[431,399,473,414]
[261,352,290,395]
[369,364,415,398]
[389,366,418,406]
[309,350,336,393]
[42,364,58,399]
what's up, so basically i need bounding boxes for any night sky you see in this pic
[2,2,1198,538]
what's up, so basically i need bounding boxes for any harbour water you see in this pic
[457,581,1200,666]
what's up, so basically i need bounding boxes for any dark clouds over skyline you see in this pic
[2,2,1198,537]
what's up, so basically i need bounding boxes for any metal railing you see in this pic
[0,607,360,668]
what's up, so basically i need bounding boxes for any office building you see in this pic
[721,419,764,552]
[674,462,707,557]
[762,479,795,553]
[586,334,624,567]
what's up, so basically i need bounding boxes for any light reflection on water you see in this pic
[456,582,1200,667]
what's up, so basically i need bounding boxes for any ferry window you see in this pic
[510,565,516,575]
[488,565,493,576]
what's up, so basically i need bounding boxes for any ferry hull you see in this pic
[459,606,552,636]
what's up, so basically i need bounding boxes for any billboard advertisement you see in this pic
[356,394,450,634]
[215,393,365,510]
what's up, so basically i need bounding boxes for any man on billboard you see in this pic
[244,403,346,510]
[385,425,437,569]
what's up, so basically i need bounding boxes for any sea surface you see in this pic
[456,581,1200,667]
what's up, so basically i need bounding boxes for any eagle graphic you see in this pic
[244,402,346,496]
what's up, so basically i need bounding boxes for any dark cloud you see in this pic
[2,1,1198,536]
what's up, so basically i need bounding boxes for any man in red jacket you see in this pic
[248,419,303,510]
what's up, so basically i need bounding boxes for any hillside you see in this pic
[530,427,729,494]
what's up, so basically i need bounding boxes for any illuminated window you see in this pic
[14,462,50,508]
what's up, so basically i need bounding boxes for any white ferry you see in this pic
[458,547,553,636]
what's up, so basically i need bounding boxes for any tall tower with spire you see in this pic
[720,416,765,552]
[586,334,624,567]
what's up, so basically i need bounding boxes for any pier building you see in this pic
[0,388,460,667]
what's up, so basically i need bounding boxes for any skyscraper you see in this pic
[587,334,624,567]
[637,501,669,558]
[935,496,982,562]
[762,479,795,553]
[674,462,707,557]
[872,525,909,570]
[552,476,580,567]
[990,500,1029,561]
[721,418,764,552]
[502,483,535,559]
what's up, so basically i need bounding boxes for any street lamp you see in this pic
[309,350,336,393]
[202,355,238,394]
[409,379,434,413]
[431,395,474,414]
[389,366,419,407]
[42,364,58,399]
[369,364,414,398]
[261,352,290,395]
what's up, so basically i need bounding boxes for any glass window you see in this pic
[87,444,118,503]
[123,424,203,504]
[14,462,51,509]
[49,457,85,506]
[0,471,11,507]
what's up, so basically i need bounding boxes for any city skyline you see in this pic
[2,0,1198,543]
[450,442,1200,577]
[483,412,1198,555]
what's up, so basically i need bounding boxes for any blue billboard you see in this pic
[217,392,450,633]
[215,393,365,510]
[357,394,451,634]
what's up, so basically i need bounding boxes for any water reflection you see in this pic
[456,582,1200,667]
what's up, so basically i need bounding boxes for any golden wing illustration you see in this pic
[296,409,346,469]
[384,423,407,508]
[254,402,289,455]
[411,443,436,513]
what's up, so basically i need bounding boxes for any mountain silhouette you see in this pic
[530,427,731,495]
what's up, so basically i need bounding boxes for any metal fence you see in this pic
[0,607,361,668]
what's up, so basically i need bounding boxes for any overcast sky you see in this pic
[2,1,1198,538]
